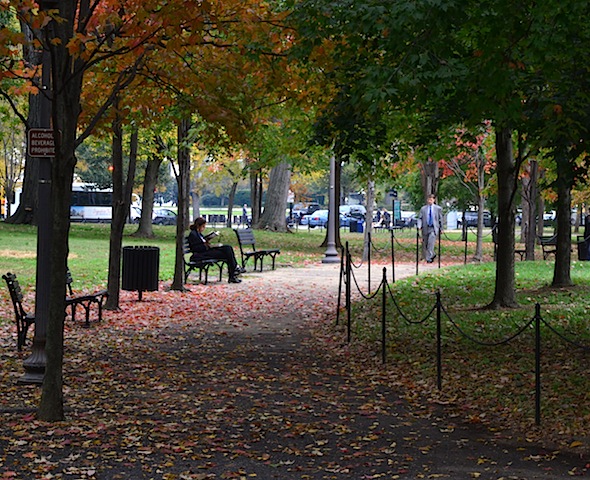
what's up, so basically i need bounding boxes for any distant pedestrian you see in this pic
[242,204,249,227]
[419,194,442,263]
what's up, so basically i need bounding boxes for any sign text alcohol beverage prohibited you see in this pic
[28,128,57,157]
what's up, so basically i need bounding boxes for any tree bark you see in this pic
[258,160,291,231]
[170,118,191,292]
[488,127,518,309]
[420,158,439,201]
[226,180,238,228]
[105,119,138,311]
[362,178,375,261]
[133,138,165,238]
[552,152,573,287]
[522,159,538,260]
[250,168,263,226]
[39,0,89,420]
[6,22,42,225]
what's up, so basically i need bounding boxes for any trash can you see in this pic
[357,221,364,233]
[122,246,160,300]
[577,236,589,261]
[349,219,358,233]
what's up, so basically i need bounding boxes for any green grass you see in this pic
[1,221,589,446]
[345,259,590,447]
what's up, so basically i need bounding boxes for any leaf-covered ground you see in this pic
[0,267,588,479]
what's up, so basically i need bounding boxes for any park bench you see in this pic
[65,269,108,327]
[537,235,557,260]
[233,228,281,272]
[492,227,526,261]
[2,272,35,351]
[183,238,227,284]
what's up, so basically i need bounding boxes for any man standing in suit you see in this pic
[419,194,443,263]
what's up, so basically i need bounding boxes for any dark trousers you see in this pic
[192,245,239,275]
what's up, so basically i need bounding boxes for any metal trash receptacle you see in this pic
[577,236,589,261]
[349,219,358,233]
[122,246,160,300]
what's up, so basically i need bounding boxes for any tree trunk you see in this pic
[362,178,375,261]
[170,118,191,292]
[258,160,291,231]
[488,127,518,309]
[552,152,573,287]
[472,151,486,261]
[6,22,42,225]
[250,168,263,226]
[39,0,89,420]
[105,120,138,311]
[226,181,238,228]
[537,192,545,238]
[133,146,163,238]
[523,160,538,260]
[420,158,439,201]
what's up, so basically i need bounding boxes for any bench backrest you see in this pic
[538,235,557,245]
[234,229,257,251]
[2,272,28,321]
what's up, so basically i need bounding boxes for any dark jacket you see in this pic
[187,229,208,255]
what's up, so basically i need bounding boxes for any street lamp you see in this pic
[322,155,339,263]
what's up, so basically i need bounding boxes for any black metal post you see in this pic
[464,229,468,265]
[436,290,442,390]
[535,303,542,426]
[381,267,387,364]
[336,247,345,326]
[437,230,441,268]
[390,228,395,283]
[346,245,352,343]
[416,227,419,276]
[368,231,371,293]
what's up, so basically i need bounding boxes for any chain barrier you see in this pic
[539,317,590,350]
[349,265,384,301]
[337,255,590,425]
[441,303,536,346]
[386,282,434,325]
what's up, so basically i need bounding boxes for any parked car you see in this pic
[458,210,492,227]
[339,205,366,227]
[305,209,329,228]
[153,208,177,225]
[292,203,322,223]
[400,211,417,227]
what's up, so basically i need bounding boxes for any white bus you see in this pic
[6,183,140,222]
[70,183,141,222]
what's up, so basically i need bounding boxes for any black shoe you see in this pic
[426,259,433,263]
[229,277,242,283]
[237,266,247,274]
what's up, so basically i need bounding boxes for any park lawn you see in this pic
[344,260,590,450]
[1,222,589,449]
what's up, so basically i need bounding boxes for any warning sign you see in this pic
[28,128,57,157]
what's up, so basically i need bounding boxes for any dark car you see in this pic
[153,208,177,225]
[459,211,492,227]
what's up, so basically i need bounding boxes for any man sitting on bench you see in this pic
[188,217,244,284]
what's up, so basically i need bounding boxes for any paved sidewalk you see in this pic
[177,262,588,479]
